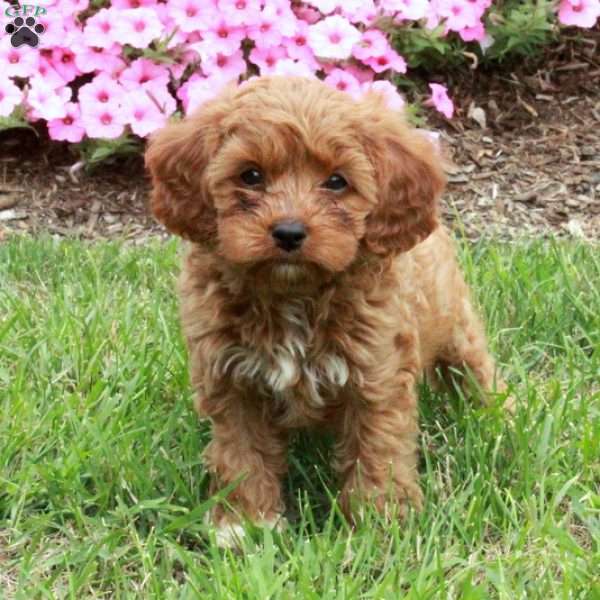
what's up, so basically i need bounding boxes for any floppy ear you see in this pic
[145,98,229,244]
[362,108,446,256]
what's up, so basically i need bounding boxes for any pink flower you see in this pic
[337,0,372,21]
[186,31,202,44]
[154,3,189,47]
[249,45,287,74]
[79,74,125,115]
[34,12,78,47]
[190,19,245,58]
[345,0,378,25]
[47,102,85,143]
[169,0,218,33]
[262,1,297,36]
[119,58,170,92]
[111,0,158,7]
[342,64,375,83]
[58,0,90,14]
[436,0,479,31]
[0,40,39,78]
[464,0,491,19]
[122,90,173,137]
[72,43,125,75]
[362,49,407,73]
[0,78,22,117]
[272,59,316,78]
[282,23,320,71]
[305,0,338,14]
[324,68,362,98]
[362,80,405,111]
[202,50,247,81]
[352,30,390,61]
[27,77,71,121]
[246,5,285,47]
[217,0,262,26]
[429,83,454,118]
[81,104,126,139]
[146,85,177,116]
[167,49,198,79]
[83,8,120,48]
[50,48,81,83]
[113,8,164,49]
[303,0,371,21]
[558,0,600,27]
[32,58,66,89]
[425,2,442,28]
[308,15,361,60]
[178,74,227,114]
[292,4,321,24]
[458,20,486,41]
[382,0,429,20]
[177,74,200,111]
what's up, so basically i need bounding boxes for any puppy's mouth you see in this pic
[250,255,327,291]
[268,257,311,281]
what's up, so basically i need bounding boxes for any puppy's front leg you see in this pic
[335,371,423,521]
[198,391,288,539]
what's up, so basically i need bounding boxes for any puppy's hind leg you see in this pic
[440,296,514,412]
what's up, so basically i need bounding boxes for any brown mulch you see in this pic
[0,152,158,244]
[433,31,600,241]
[0,33,598,243]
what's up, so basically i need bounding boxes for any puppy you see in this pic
[146,76,508,542]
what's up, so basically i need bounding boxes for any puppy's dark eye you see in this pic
[240,168,263,186]
[323,173,348,191]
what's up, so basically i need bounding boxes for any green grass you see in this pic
[0,236,598,599]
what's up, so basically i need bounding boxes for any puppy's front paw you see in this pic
[502,394,517,415]
[206,512,286,549]
[484,382,517,416]
[214,520,247,549]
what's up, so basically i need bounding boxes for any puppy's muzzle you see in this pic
[271,221,307,252]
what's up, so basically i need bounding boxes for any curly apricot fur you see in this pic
[146,77,508,535]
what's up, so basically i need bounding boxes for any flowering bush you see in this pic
[1,0,598,162]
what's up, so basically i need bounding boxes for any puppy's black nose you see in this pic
[272,221,307,252]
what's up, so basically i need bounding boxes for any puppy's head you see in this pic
[146,77,445,284]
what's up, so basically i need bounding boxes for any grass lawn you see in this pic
[0,236,598,599]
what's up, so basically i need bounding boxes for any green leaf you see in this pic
[0,108,37,134]
[76,134,144,169]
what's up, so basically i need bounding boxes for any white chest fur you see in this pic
[214,298,349,406]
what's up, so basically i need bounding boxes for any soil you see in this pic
[0,31,598,244]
